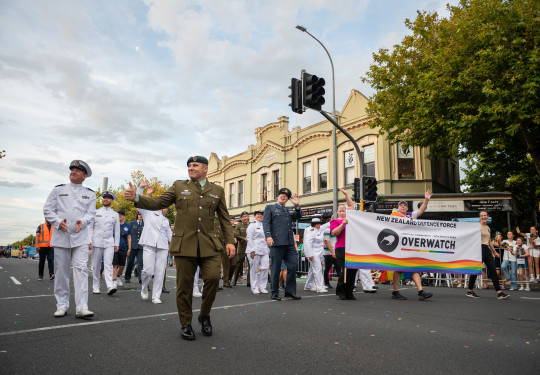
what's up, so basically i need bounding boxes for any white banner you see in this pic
[345,211,482,274]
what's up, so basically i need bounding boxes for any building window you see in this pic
[238,180,244,206]
[261,173,268,202]
[397,142,415,179]
[303,161,312,194]
[318,157,327,191]
[272,170,280,199]
[229,182,235,208]
[344,150,355,185]
[362,144,375,176]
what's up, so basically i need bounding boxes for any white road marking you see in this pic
[0,266,3,269]
[520,297,540,300]
[10,276,21,285]
[0,294,55,300]
[0,293,334,337]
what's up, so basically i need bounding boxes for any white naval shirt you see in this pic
[246,220,269,256]
[43,182,96,248]
[89,206,120,248]
[138,208,172,249]
[303,222,330,258]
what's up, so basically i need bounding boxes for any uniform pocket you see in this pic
[177,195,193,213]
[169,230,184,255]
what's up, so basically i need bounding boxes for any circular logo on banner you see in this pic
[377,229,399,253]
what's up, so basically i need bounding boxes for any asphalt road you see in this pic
[1,257,539,375]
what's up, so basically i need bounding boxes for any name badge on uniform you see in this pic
[59,194,68,197]
[82,195,90,199]
[181,191,192,195]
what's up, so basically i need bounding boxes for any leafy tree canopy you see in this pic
[363,0,540,177]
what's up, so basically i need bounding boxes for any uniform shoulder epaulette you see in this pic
[55,184,65,187]
[85,187,94,192]
[175,179,189,182]
[310,228,314,231]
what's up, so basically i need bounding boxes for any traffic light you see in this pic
[362,176,378,202]
[352,177,361,203]
[288,78,303,114]
[302,72,325,111]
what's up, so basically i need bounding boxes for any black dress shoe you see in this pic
[180,324,196,341]
[284,293,301,300]
[198,315,213,336]
[162,287,170,294]
[271,295,281,301]
[218,286,223,291]
[223,284,232,288]
[325,284,333,289]
[338,294,347,300]
[346,295,357,300]
[125,279,131,283]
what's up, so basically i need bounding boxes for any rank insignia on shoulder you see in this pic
[310,228,314,231]
[55,184,66,187]
[86,187,94,192]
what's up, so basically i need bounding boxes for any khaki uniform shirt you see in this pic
[135,179,234,257]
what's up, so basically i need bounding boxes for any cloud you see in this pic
[0,180,35,188]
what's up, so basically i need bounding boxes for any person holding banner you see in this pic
[466,211,510,299]
[390,190,433,300]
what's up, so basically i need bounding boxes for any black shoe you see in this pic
[49,274,55,280]
[125,279,131,283]
[325,284,333,289]
[198,316,212,336]
[218,286,223,291]
[271,295,281,301]
[338,295,348,300]
[162,287,170,294]
[418,290,433,300]
[180,324,196,341]
[223,284,232,288]
[38,276,43,280]
[134,269,138,277]
[284,293,301,300]
[466,290,480,298]
[392,291,407,300]
[346,295,357,300]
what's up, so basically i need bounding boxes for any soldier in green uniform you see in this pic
[233,212,250,286]
[124,156,235,341]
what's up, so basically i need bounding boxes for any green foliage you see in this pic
[10,234,35,247]
[363,0,540,178]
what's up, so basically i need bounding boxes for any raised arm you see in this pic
[338,188,354,210]
[416,189,433,218]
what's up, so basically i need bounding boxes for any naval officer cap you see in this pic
[187,155,208,166]
[102,191,117,200]
[278,188,292,199]
[311,217,321,225]
[254,209,264,215]
[69,160,92,177]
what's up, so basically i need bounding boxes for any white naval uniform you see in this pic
[136,188,172,301]
[89,206,120,291]
[303,223,330,292]
[43,182,96,313]
[246,220,270,293]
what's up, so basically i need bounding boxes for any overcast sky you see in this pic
[0,0,458,244]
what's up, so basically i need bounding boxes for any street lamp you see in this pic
[296,25,338,216]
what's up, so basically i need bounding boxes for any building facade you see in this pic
[207,90,460,218]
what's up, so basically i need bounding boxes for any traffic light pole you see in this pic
[318,110,364,202]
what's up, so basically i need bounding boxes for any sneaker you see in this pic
[309,287,317,292]
[53,309,67,317]
[418,290,433,300]
[392,291,407,300]
[525,286,531,291]
[466,291,480,298]
[529,275,535,283]
[116,278,123,287]
[519,286,524,291]
[259,288,269,294]
[38,276,43,281]
[141,289,149,300]
[509,288,516,291]
[49,274,55,280]
[252,289,260,294]
[125,279,131,284]
[75,309,94,318]
[93,288,100,294]
[317,289,328,293]
[152,299,162,304]
[497,291,510,299]
[107,287,117,296]
[193,291,202,297]
[537,275,540,282]
[363,288,377,293]
[500,284,506,290]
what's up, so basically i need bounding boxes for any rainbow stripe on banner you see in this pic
[345,253,482,274]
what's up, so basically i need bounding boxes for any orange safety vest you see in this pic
[37,223,53,247]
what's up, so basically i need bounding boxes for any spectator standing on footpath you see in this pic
[500,231,518,290]
[35,218,55,280]
[263,188,302,301]
[125,212,144,284]
[515,236,531,291]
[89,191,120,296]
[136,181,172,304]
[43,160,95,318]
[124,155,235,341]
[516,226,540,283]
[113,210,131,288]
[389,191,434,301]
[466,211,510,299]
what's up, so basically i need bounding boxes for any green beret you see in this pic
[187,156,208,166]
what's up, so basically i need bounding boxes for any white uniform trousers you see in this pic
[308,255,325,291]
[248,254,269,292]
[141,245,168,300]
[193,266,203,293]
[54,245,89,313]
[358,269,375,290]
[92,246,114,290]
[305,261,314,289]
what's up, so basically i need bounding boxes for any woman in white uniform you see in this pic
[246,210,270,294]
[137,181,172,304]
[303,217,328,293]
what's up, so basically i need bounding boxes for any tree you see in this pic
[363,0,540,178]
[10,234,35,247]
